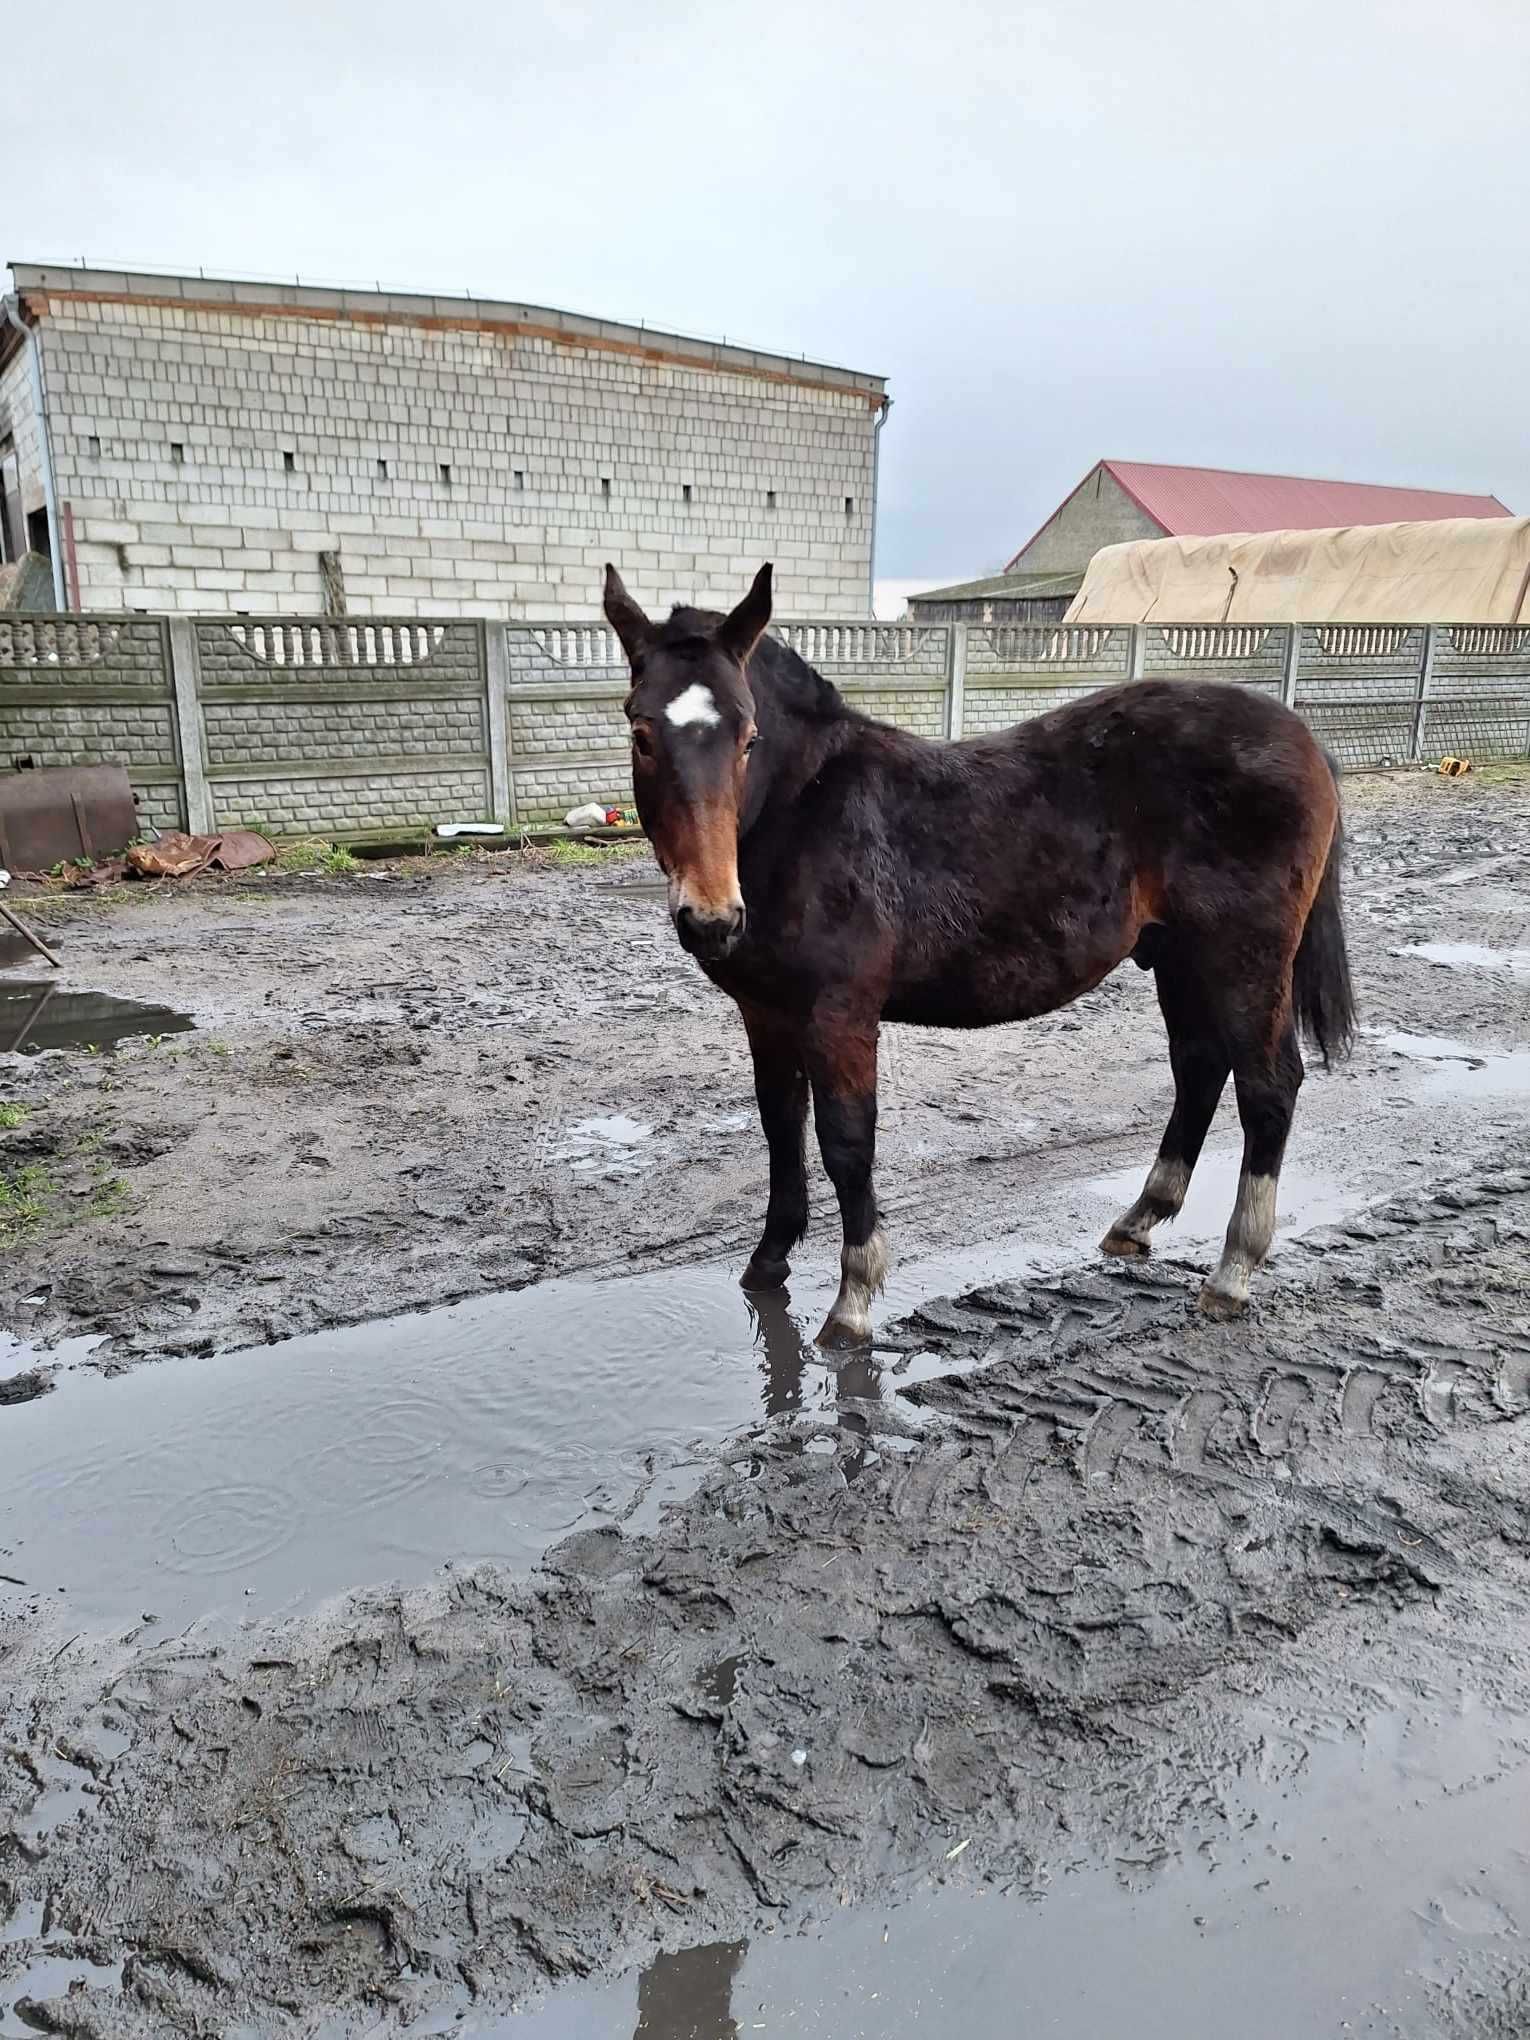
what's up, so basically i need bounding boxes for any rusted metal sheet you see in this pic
[0,765,139,873]
[125,829,273,878]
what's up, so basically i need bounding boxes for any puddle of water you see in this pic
[0,981,194,1055]
[0,1898,45,1947]
[617,878,669,902]
[1377,1029,1530,1099]
[0,926,40,969]
[0,1954,124,2039]
[0,1136,1396,1639]
[1088,1147,1355,1247]
[0,1265,880,1633]
[554,1114,656,1174]
[1404,940,1530,977]
[499,1700,1529,2039]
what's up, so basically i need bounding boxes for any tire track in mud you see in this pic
[5,1156,1530,2035]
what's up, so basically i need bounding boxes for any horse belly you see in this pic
[885,947,1103,1029]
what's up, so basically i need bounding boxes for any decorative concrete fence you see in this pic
[1,614,1526,842]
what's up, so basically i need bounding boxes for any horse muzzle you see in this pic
[674,901,746,961]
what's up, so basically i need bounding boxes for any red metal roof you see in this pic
[1099,460,1512,539]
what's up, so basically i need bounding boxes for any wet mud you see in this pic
[5,1171,1530,2035]
[1,769,1530,2035]
[0,771,1526,1374]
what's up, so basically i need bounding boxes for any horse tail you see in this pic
[1293,750,1356,1068]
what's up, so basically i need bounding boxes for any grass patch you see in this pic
[0,1102,28,1130]
[275,838,361,876]
[1460,760,1530,788]
[14,885,137,916]
[84,1175,132,1220]
[537,838,645,870]
[0,1161,56,1243]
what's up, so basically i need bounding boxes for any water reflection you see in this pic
[633,1942,746,2039]
[0,981,194,1054]
[747,1286,812,1416]
[0,979,55,1054]
[745,1284,882,1424]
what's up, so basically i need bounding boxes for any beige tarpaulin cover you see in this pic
[1064,516,1530,625]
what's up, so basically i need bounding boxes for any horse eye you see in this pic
[743,734,758,758]
[631,725,655,760]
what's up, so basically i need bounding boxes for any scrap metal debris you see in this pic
[126,830,275,879]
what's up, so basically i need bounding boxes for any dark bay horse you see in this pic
[603,563,1355,1347]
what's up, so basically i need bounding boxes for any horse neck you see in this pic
[749,677,856,820]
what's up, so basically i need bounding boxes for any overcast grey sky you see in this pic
[13,0,1529,579]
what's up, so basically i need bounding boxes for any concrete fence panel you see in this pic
[1291,624,1429,770]
[1142,623,1290,699]
[1424,625,1530,763]
[962,623,1131,734]
[771,621,950,739]
[0,616,186,836]
[505,621,632,823]
[194,617,493,836]
[2,612,1528,844]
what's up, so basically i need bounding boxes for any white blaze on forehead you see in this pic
[665,683,722,731]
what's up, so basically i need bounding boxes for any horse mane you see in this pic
[661,606,849,724]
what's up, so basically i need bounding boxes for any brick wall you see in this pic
[16,268,882,622]
[0,341,46,525]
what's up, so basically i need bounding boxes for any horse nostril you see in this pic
[674,903,745,956]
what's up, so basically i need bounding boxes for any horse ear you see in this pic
[603,564,654,666]
[717,563,773,666]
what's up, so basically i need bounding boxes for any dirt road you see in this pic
[2,768,1530,2036]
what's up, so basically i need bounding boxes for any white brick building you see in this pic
[1,264,889,618]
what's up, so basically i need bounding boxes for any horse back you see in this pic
[1006,679,1337,873]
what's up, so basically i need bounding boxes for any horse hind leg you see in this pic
[1199,1013,1304,1319]
[1101,957,1229,1260]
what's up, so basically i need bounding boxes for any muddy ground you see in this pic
[0,771,1527,1370]
[2,768,1530,2036]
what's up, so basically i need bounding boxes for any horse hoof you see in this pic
[1197,1282,1247,1321]
[1100,1227,1150,1260]
[815,1313,871,1351]
[741,1258,790,1292]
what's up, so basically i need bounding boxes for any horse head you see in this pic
[603,562,773,963]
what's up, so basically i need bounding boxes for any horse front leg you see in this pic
[738,1001,810,1292]
[805,1016,885,1348]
